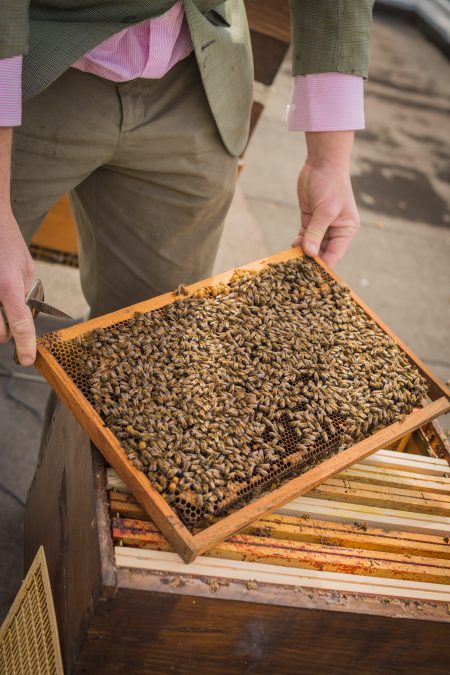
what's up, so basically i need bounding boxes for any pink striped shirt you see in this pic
[0,56,23,127]
[288,72,364,132]
[0,1,364,132]
[72,1,192,81]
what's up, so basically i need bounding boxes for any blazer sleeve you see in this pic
[0,1,30,59]
[288,0,375,79]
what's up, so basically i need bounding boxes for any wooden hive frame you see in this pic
[35,248,450,562]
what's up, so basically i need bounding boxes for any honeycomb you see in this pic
[41,257,428,529]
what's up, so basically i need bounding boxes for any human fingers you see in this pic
[0,306,10,343]
[292,210,311,248]
[302,208,335,258]
[1,280,36,365]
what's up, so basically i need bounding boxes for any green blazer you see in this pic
[1,1,374,156]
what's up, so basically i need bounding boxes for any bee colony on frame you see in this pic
[40,255,429,530]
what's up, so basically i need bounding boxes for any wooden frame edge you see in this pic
[35,345,198,563]
[35,247,450,564]
[191,398,449,559]
[92,448,117,589]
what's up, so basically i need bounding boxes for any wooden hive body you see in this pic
[24,402,450,674]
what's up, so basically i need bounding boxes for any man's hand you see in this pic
[0,127,36,366]
[0,207,36,365]
[293,131,360,268]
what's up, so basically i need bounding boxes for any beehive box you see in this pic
[35,249,450,562]
[23,404,450,674]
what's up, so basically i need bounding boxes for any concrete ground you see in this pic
[1,13,449,623]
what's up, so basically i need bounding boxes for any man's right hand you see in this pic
[0,127,37,366]
[0,207,36,366]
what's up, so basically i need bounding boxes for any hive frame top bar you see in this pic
[36,248,450,562]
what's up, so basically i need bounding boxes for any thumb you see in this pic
[302,210,332,257]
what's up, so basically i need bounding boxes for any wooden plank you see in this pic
[110,492,450,539]
[244,0,291,43]
[92,449,116,589]
[109,490,142,508]
[107,470,130,493]
[249,30,290,86]
[109,481,450,539]
[23,401,105,674]
[395,432,412,453]
[281,497,450,537]
[72,586,450,675]
[320,476,450,501]
[110,500,149,520]
[207,539,450,585]
[115,530,450,584]
[113,515,450,561]
[309,480,450,516]
[244,515,450,560]
[108,493,450,559]
[339,465,450,494]
[35,247,450,563]
[367,448,449,467]
[361,452,450,476]
[115,547,450,603]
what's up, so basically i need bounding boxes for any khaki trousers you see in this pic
[11,54,238,317]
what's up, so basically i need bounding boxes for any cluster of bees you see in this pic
[74,257,428,525]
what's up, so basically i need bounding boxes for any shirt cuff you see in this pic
[287,73,364,132]
[0,56,23,127]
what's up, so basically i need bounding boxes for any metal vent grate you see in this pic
[0,547,63,675]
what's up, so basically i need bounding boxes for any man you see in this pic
[0,1,374,367]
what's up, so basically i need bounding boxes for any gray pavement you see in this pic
[1,13,449,623]
[230,13,450,387]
